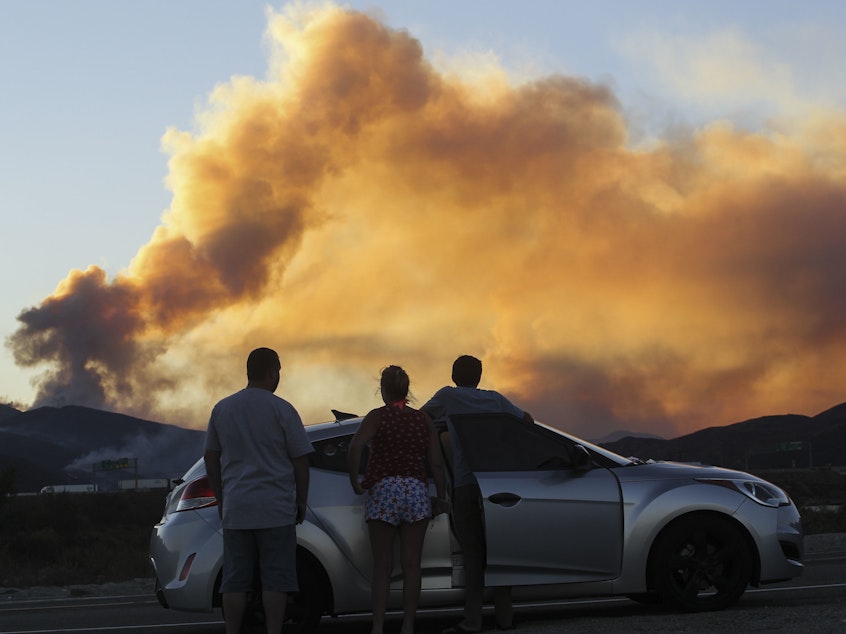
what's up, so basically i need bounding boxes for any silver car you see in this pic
[150,411,803,633]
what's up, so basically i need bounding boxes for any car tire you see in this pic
[285,560,325,634]
[648,514,753,612]
[222,558,326,634]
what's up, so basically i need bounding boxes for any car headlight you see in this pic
[697,478,791,507]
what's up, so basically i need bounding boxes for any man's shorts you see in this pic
[221,525,298,593]
[365,475,431,526]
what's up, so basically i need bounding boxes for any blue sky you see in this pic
[2,1,846,436]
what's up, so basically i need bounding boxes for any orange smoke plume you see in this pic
[10,6,846,438]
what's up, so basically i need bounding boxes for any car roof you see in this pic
[305,415,363,442]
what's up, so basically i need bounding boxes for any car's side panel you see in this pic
[150,508,222,613]
[477,468,624,585]
[307,469,372,578]
[295,518,373,614]
[613,479,747,592]
[308,468,455,590]
[448,412,624,586]
[726,498,804,583]
[418,512,454,589]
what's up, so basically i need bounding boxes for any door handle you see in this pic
[488,492,521,507]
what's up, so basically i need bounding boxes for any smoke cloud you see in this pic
[9,6,846,439]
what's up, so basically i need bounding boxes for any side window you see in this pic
[309,434,369,473]
[451,413,574,472]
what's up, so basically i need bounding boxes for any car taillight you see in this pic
[174,476,218,512]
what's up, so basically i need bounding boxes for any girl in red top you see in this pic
[348,365,448,634]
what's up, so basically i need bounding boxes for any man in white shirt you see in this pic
[205,347,313,634]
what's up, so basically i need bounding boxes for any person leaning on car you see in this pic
[347,365,449,634]
[204,347,314,634]
[421,355,533,634]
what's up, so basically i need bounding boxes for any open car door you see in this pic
[449,413,623,586]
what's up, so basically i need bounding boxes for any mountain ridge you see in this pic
[2,401,845,493]
[601,403,846,470]
[0,405,205,492]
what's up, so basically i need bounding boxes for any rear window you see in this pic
[309,435,368,473]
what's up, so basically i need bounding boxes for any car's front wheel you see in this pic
[648,514,753,612]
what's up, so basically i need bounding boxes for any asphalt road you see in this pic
[1,548,844,634]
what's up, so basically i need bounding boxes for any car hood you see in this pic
[611,460,765,483]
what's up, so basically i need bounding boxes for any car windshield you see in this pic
[534,421,637,467]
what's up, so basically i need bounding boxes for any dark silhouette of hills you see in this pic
[3,400,845,493]
[591,429,665,444]
[0,403,19,423]
[601,402,846,470]
[0,405,205,493]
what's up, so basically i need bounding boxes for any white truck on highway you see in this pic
[40,484,97,494]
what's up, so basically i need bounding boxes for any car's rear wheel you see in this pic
[648,514,752,612]
[230,557,326,634]
[285,560,325,634]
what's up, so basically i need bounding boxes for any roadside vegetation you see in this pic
[0,490,165,588]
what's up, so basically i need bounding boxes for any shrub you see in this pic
[0,467,15,505]
[799,506,846,535]
[0,491,166,588]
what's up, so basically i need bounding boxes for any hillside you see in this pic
[0,403,20,423]
[0,406,205,493]
[601,402,846,470]
[3,400,846,494]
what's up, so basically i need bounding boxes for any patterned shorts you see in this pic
[366,476,432,526]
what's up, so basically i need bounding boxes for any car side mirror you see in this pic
[572,444,593,471]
